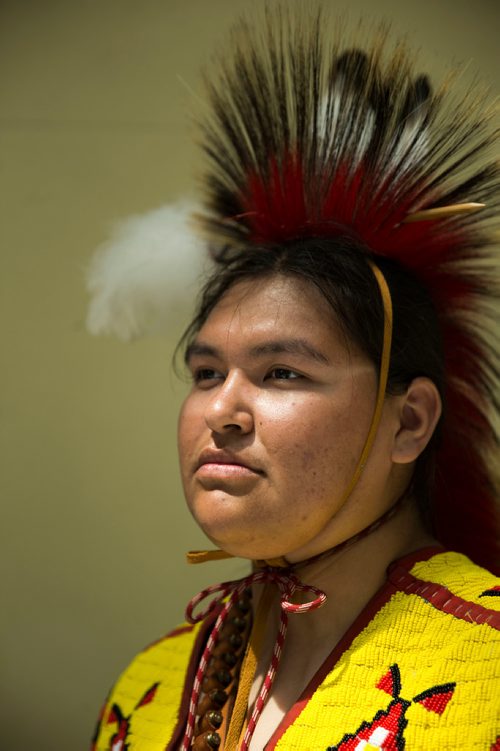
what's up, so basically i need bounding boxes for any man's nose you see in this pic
[204,370,254,435]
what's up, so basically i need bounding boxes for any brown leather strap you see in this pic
[223,583,275,750]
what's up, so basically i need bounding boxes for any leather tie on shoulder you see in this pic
[181,566,326,751]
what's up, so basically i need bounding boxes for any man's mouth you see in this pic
[196,448,261,474]
[195,448,263,485]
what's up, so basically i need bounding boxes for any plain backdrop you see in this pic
[1,1,499,748]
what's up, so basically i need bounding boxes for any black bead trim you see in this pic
[221,651,238,667]
[206,710,223,729]
[228,633,243,649]
[209,689,228,708]
[207,732,221,749]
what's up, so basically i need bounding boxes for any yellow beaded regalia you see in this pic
[92,550,500,751]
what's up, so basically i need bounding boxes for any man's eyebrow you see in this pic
[184,342,220,365]
[249,339,330,364]
[185,339,329,365]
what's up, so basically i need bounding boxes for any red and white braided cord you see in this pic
[181,568,326,750]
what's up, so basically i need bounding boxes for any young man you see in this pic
[90,8,499,750]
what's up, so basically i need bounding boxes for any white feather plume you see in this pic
[86,201,210,341]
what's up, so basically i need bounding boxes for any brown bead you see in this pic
[220,616,247,638]
[197,688,228,716]
[220,651,239,668]
[209,657,235,673]
[219,623,239,639]
[198,710,223,732]
[216,668,233,686]
[209,688,228,707]
[212,632,243,657]
[202,675,222,692]
[230,616,247,632]
[228,632,244,649]
[211,640,233,656]
[192,731,221,750]
[207,654,227,675]
[202,669,232,692]
[235,596,252,613]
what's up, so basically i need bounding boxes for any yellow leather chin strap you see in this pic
[337,261,393,506]
[186,259,393,569]
[186,549,234,564]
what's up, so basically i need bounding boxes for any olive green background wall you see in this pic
[1,1,498,748]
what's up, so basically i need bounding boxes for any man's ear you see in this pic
[392,377,442,464]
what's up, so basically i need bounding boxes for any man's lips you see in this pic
[195,448,263,477]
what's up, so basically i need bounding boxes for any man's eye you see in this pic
[268,368,302,380]
[193,368,222,383]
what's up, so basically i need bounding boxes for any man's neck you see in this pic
[286,497,436,644]
[247,498,438,742]
[246,501,438,751]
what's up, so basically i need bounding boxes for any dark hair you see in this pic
[179,236,444,521]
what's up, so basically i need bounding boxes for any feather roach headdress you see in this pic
[193,8,500,572]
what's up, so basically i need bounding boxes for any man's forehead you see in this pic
[202,275,335,328]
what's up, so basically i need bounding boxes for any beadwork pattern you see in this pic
[92,552,500,750]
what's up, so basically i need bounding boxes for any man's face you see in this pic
[178,274,400,562]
